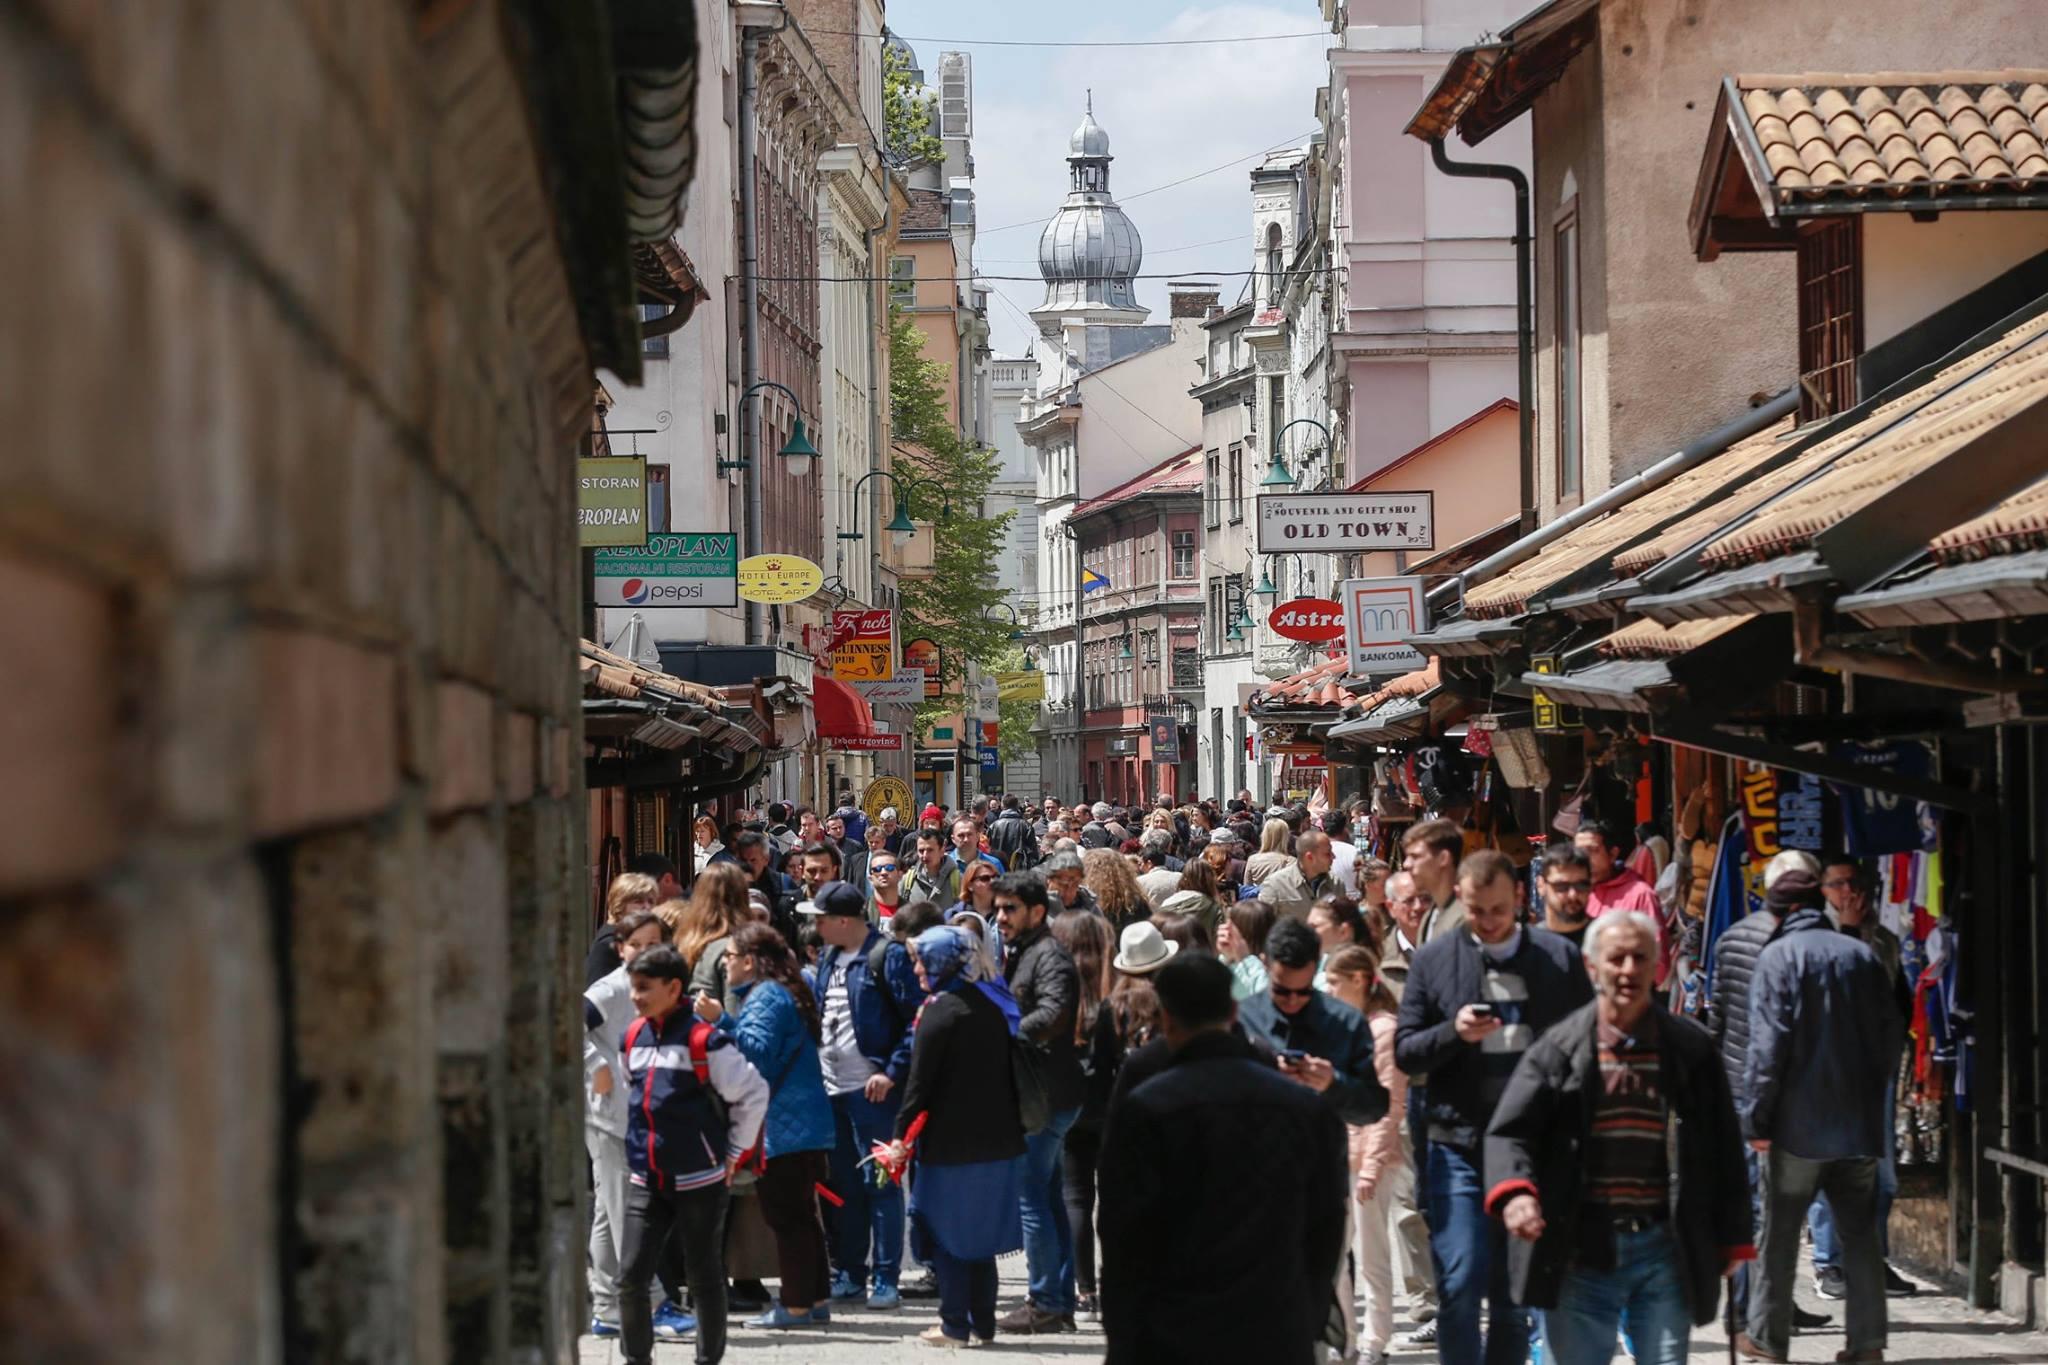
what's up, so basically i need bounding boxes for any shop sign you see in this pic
[593,532,738,607]
[736,554,823,603]
[903,638,942,698]
[1106,736,1138,756]
[1529,653,1579,733]
[854,668,923,704]
[828,608,895,683]
[860,775,912,823]
[1267,596,1345,643]
[978,744,1001,772]
[1340,577,1428,676]
[1257,492,1434,554]
[578,456,648,547]
[831,733,904,752]
[1148,715,1181,763]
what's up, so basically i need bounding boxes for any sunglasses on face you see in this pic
[1546,880,1591,894]
[872,862,898,874]
[1269,982,1316,999]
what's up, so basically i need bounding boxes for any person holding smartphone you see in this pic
[1394,851,1593,1365]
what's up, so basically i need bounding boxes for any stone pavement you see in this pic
[576,1248,2048,1365]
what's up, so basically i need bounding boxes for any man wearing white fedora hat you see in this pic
[1113,921,1179,975]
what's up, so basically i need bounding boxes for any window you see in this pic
[1206,575,1226,648]
[1143,629,1160,664]
[1204,450,1221,529]
[889,255,916,308]
[1269,380,1285,467]
[1798,218,1863,422]
[640,302,670,358]
[1227,445,1243,522]
[1174,647,1202,689]
[646,464,670,533]
[1554,204,1583,500]
[1171,530,1196,579]
[1264,222,1284,305]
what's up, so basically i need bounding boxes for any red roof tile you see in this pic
[1073,445,1204,517]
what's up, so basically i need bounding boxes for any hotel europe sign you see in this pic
[578,456,648,547]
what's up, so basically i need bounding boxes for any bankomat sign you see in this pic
[1340,577,1427,677]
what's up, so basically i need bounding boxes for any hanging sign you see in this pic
[903,638,942,698]
[1340,577,1428,676]
[1257,492,1435,554]
[1529,653,1578,733]
[861,776,912,823]
[1267,596,1346,643]
[593,532,738,607]
[854,669,923,705]
[829,608,895,682]
[996,670,1046,703]
[578,456,649,547]
[736,554,823,604]
[1148,715,1181,764]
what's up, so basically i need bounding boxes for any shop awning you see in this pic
[1515,614,1761,715]
[581,640,776,793]
[812,667,879,740]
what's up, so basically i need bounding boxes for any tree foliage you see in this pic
[886,307,1013,732]
[882,43,942,166]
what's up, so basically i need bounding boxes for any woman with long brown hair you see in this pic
[694,922,835,1329]
[675,862,750,1006]
[1082,847,1149,931]
[1160,856,1224,936]
[1049,908,1117,1322]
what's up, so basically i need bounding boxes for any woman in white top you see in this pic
[692,813,725,874]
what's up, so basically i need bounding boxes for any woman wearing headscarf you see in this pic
[886,925,1026,1348]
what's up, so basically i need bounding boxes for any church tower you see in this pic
[1031,98,1150,331]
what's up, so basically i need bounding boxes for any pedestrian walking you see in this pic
[1394,849,1593,1365]
[804,882,924,1312]
[588,871,662,987]
[1245,817,1296,886]
[1050,909,1119,1322]
[993,870,1085,1334]
[1323,943,1408,1365]
[1375,869,1441,1343]
[1738,867,1904,1364]
[1308,893,1372,988]
[1260,830,1337,920]
[1217,896,1276,1002]
[1160,857,1225,937]
[887,924,1028,1348]
[1485,911,1753,1365]
[612,945,769,1365]
[987,795,1041,872]
[1402,818,1469,942]
[1098,952,1350,1365]
[674,863,750,1011]
[909,828,965,907]
[1537,844,1594,948]
[1083,846,1151,931]
[692,924,835,1330]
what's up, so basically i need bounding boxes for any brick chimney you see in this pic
[1168,279,1221,319]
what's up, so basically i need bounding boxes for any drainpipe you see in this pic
[1428,136,1533,536]
[737,16,779,645]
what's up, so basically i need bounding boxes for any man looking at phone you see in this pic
[1395,851,1592,1365]
[1240,916,1388,1127]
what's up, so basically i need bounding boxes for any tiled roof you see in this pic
[1462,419,1794,619]
[1073,445,1203,516]
[1732,74,2048,208]
[901,188,950,234]
[1932,474,2048,563]
[1597,615,1754,661]
[1700,311,2048,568]
[1246,657,1439,715]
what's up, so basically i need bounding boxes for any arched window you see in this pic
[1264,222,1285,303]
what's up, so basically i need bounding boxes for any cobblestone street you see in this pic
[578,1250,2048,1364]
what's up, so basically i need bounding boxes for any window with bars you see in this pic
[1798,218,1863,422]
[1173,646,1202,688]
[1172,530,1196,579]
[1227,445,1244,522]
[1205,450,1221,528]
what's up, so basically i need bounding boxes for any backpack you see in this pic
[624,1014,729,1138]
[988,813,1039,871]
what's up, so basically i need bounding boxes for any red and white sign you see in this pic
[828,608,894,682]
[1267,597,1346,643]
[1340,577,1428,676]
[830,733,904,751]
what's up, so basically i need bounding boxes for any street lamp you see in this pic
[838,469,949,546]
[982,602,1026,641]
[717,379,822,477]
[1259,416,1338,492]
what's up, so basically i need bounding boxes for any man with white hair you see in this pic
[1485,910,1753,1364]
[1079,802,1118,850]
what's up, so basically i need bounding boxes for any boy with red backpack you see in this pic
[615,944,769,1364]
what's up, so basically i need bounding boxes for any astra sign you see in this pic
[1267,597,1346,643]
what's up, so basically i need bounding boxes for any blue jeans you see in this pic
[828,1089,903,1288]
[1540,1225,1691,1365]
[1017,1105,1080,1314]
[1425,1142,1530,1365]
[1812,1080,1898,1267]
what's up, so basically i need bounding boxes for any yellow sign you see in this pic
[577,456,648,548]
[736,554,823,604]
[996,670,1046,703]
[829,609,895,682]
[860,775,912,824]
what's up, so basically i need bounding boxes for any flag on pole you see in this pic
[1081,567,1111,594]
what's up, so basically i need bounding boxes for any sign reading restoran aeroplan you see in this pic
[1256,492,1435,554]
[578,456,649,547]
[593,532,737,607]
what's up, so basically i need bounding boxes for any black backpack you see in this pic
[988,813,1039,871]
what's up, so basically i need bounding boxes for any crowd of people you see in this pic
[582,789,1909,1365]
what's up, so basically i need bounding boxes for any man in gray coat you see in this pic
[1738,881,1904,1364]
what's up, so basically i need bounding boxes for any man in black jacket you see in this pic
[986,794,1040,871]
[731,831,798,942]
[1486,911,1753,1363]
[1396,850,1592,1365]
[992,871,1083,1335]
[1099,952,1348,1365]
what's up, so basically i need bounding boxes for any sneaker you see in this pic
[651,1302,696,1340]
[900,1268,941,1300]
[1883,1264,1915,1296]
[830,1272,867,1301]
[745,1305,817,1330]
[1813,1265,1847,1300]
[588,1316,620,1339]
[995,1303,1072,1334]
[867,1283,902,1311]
[1793,1303,1831,1329]
[1076,1291,1100,1322]
[1399,1320,1438,1348]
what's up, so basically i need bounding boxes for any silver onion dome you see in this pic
[1037,105,1144,314]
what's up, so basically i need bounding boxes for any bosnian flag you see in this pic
[1081,567,1111,594]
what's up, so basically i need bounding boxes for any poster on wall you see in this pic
[1148,715,1181,764]
[1340,577,1428,676]
[854,669,923,705]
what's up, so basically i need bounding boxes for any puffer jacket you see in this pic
[716,979,834,1158]
[1706,908,1782,1109]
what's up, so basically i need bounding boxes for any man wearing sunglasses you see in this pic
[864,851,907,924]
[1238,916,1387,1126]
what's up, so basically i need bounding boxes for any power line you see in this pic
[734,267,1330,283]
[979,233,1248,266]
[811,28,1331,49]
[977,131,1319,235]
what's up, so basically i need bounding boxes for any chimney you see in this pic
[1167,279,1221,319]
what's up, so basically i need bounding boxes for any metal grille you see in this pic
[1797,218,1863,422]
[631,790,668,864]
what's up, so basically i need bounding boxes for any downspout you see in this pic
[737,17,780,646]
[1429,135,1534,536]
[865,218,885,599]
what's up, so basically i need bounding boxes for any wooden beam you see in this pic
[1651,717,1993,817]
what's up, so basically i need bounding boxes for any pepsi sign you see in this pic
[1267,597,1346,643]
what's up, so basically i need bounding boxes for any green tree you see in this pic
[887,307,1012,731]
[882,43,942,165]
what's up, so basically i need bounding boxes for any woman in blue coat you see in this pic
[695,921,835,1329]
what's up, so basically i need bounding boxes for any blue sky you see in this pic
[880,1,1331,355]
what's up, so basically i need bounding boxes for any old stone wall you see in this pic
[0,2,593,1362]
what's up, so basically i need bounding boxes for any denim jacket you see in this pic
[813,929,924,1085]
